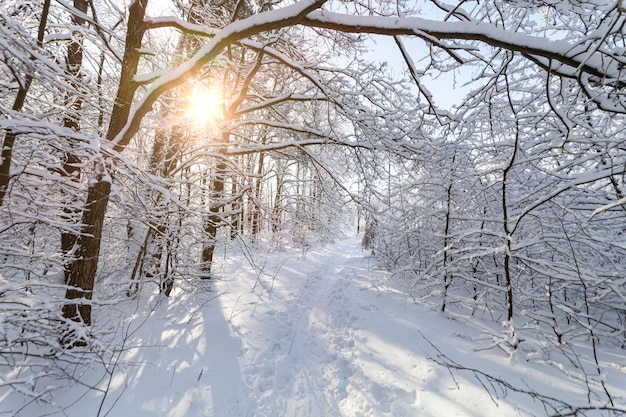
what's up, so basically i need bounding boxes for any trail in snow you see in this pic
[239,238,373,416]
[4,235,626,417]
[215,236,532,417]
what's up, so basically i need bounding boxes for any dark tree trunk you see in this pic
[62,0,148,328]
[251,148,265,237]
[201,133,228,278]
[62,175,111,327]
[441,153,456,313]
[502,120,519,323]
[144,125,182,295]
[61,0,90,284]
[271,173,284,234]
[231,156,240,239]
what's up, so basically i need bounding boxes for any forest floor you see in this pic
[3,235,626,416]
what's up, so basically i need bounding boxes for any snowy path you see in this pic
[243,239,358,415]
[239,238,378,416]
[9,235,626,417]
[214,236,529,417]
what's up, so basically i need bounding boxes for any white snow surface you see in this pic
[3,236,625,416]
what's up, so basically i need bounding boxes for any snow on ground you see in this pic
[2,235,625,416]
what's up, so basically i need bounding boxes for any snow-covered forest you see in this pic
[1,0,626,415]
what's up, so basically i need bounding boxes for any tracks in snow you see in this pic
[242,238,363,417]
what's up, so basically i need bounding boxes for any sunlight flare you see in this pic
[184,84,224,127]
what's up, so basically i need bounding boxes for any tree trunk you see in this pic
[502,120,519,323]
[201,133,229,278]
[62,174,111,327]
[441,153,456,312]
[61,0,90,284]
[251,146,266,237]
[441,181,453,312]
[271,171,284,234]
[62,0,148,328]
[231,156,240,239]
[143,124,182,295]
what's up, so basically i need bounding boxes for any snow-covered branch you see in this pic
[112,0,327,151]
[302,9,626,83]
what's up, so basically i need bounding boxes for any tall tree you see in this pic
[62,0,149,329]
[60,0,90,285]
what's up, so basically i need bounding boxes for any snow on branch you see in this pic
[144,15,218,37]
[111,0,327,152]
[301,10,625,83]
[589,195,626,220]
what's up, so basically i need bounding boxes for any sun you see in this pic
[184,84,224,126]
